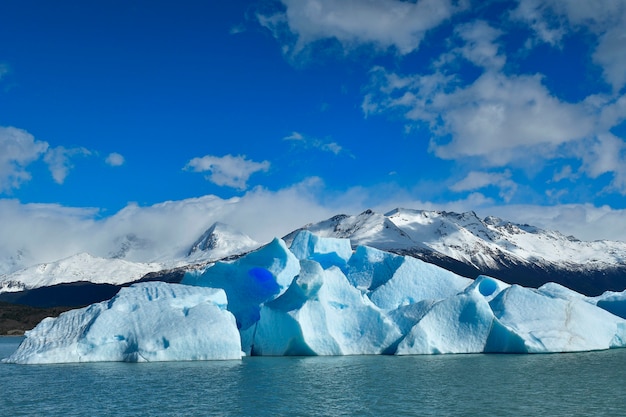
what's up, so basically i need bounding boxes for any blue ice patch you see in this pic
[248,267,279,293]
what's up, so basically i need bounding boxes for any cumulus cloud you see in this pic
[450,20,506,71]
[579,133,626,193]
[551,165,575,182]
[43,146,92,184]
[105,152,125,167]
[258,0,465,56]
[450,170,518,202]
[360,14,626,195]
[430,73,594,164]
[366,68,595,166]
[365,19,586,161]
[184,154,270,190]
[0,126,49,192]
[0,126,103,190]
[593,27,626,92]
[512,0,626,91]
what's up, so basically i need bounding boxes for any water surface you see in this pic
[2,337,625,416]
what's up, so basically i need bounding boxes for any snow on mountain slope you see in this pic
[0,222,260,295]
[291,208,626,269]
[0,253,164,294]
[386,208,626,267]
[186,222,259,262]
[287,208,626,295]
[284,210,425,251]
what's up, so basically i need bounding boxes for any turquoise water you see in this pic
[2,337,626,416]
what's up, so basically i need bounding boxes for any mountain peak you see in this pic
[187,222,258,259]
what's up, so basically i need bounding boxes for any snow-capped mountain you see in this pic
[0,253,164,294]
[186,222,259,262]
[0,222,259,296]
[285,208,626,296]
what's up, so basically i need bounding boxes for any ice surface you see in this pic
[289,230,353,269]
[181,238,300,330]
[395,276,525,354]
[490,284,626,352]
[241,259,401,356]
[351,246,472,310]
[590,290,626,319]
[8,231,626,363]
[4,282,242,364]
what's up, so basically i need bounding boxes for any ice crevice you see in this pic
[4,230,626,364]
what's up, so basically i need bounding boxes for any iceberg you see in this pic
[181,238,300,331]
[348,246,472,310]
[491,284,626,352]
[6,230,626,364]
[593,290,626,319]
[241,260,401,356]
[4,282,242,363]
[395,276,524,354]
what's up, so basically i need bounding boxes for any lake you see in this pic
[2,336,626,416]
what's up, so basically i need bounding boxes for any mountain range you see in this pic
[285,208,626,296]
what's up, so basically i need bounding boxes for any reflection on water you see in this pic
[2,337,626,417]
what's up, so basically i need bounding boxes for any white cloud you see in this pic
[283,131,305,141]
[105,152,125,167]
[184,154,270,190]
[579,133,626,193]
[0,126,49,192]
[450,170,518,202]
[593,26,626,92]
[0,180,343,271]
[366,69,595,166]
[3,182,626,274]
[452,20,505,71]
[484,203,626,242]
[512,0,626,91]
[430,73,595,164]
[259,0,465,56]
[321,142,342,155]
[0,126,102,190]
[283,131,345,156]
[509,0,566,47]
[551,165,575,182]
[349,5,626,198]
[596,93,626,130]
[43,146,92,184]
[361,14,626,194]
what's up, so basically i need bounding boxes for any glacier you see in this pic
[5,230,626,363]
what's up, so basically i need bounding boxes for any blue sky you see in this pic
[1,0,626,265]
